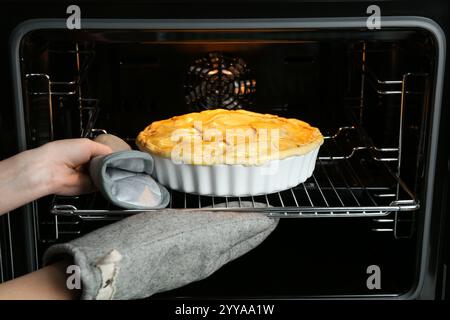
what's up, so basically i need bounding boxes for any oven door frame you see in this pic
[9,16,446,299]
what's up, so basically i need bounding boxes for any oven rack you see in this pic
[359,45,430,181]
[49,125,419,223]
[24,44,99,141]
[365,66,429,96]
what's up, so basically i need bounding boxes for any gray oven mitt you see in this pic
[89,150,170,209]
[43,202,278,300]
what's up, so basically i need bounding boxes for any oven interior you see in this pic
[2,26,439,297]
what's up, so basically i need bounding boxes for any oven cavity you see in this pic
[15,24,438,297]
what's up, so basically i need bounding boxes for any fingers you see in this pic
[38,138,113,196]
[61,139,113,167]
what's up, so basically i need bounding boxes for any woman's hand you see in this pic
[36,139,113,196]
[0,138,112,215]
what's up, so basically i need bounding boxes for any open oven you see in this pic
[0,1,448,300]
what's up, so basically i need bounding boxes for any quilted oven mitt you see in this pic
[88,134,170,209]
[43,202,278,300]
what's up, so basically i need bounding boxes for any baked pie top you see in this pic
[136,109,324,166]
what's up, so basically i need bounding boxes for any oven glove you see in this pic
[43,201,278,300]
[89,150,170,209]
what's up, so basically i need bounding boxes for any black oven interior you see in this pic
[4,26,438,297]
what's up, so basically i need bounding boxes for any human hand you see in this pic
[32,138,113,196]
[0,138,112,215]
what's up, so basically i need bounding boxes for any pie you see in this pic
[136,109,323,166]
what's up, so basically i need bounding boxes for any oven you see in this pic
[0,1,449,300]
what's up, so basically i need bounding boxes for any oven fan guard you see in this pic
[184,52,256,110]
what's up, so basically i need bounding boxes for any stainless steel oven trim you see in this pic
[9,17,446,300]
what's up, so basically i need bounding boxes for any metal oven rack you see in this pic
[24,44,99,143]
[45,124,420,242]
[359,45,429,238]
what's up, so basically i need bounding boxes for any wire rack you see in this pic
[49,125,419,222]
[24,44,99,142]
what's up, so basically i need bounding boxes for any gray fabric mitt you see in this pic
[43,202,278,300]
[89,150,170,209]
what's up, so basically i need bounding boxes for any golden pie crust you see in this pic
[136,109,324,166]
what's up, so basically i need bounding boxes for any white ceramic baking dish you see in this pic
[151,146,320,197]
